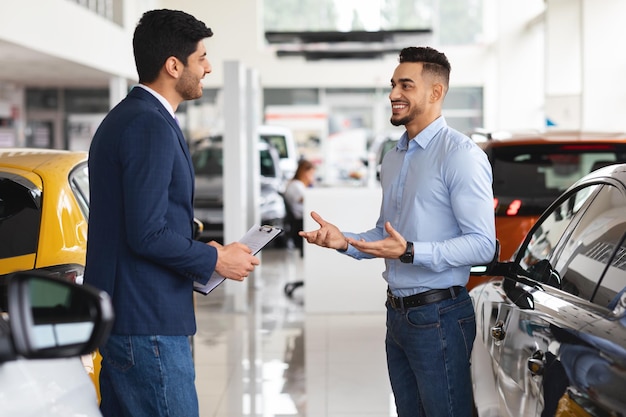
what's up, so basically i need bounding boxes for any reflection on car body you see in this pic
[470,163,626,417]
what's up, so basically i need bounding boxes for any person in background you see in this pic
[299,46,496,417]
[283,159,316,256]
[85,9,259,417]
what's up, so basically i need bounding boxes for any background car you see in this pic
[473,130,626,262]
[0,270,113,416]
[191,135,286,243]
[470,163,626,417]
[258,124,299,181]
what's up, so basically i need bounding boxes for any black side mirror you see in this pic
[1,271,113,362]
[526,259,561,288]
[470,240,501,275]
[503,277,535,310]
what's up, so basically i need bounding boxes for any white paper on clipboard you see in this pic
[194,224,283,295]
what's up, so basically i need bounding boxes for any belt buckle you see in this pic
[389,294,401,309]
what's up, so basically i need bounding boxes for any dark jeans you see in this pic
[99,334,198,417]
[385,288,476,417]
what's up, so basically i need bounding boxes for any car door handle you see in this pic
[490,320,506,345]
[527,350,545,376]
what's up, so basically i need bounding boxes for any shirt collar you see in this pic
[134,84,177,120]
[398,116,448,150]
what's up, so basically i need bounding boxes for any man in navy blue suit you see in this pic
[85,9,260,417]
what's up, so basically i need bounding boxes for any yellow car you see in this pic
[0,148,102,398]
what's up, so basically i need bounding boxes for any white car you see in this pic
[0,271,113,416]
[258,124,299,181]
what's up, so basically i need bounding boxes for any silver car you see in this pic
[470,163,626,417]
[191,136,286,243]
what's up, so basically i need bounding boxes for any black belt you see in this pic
[387,286,464,309]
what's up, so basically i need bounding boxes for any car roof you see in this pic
[473,130,626,148]
[0,148,87,171]
[257,124,292,135]
[569,161,626,186]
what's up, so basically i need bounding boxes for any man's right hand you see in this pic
[207,241,259,281]
[298,211,348,250]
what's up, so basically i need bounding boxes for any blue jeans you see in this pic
[99,334,198,417]
[386,288,476,417]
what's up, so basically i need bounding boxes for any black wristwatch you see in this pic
[399,241,414,263]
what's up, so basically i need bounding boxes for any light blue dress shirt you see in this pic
[343,116,496,297]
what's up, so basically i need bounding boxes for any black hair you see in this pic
[399,46,450,89]
[133,9,213,83]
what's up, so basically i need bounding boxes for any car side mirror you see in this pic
[1,271,113,362]
[470,240,528,279]
[526,259,561,288]
[470,240,501,275]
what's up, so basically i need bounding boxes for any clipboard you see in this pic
[194,224,283,295]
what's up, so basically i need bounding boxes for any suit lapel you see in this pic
[129,87,196,183]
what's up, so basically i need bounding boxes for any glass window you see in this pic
[260,149,277,178]
[490,144,626,216]
[552,184,626,307]
[0,176,41,259]
[519,185,599,272]
[70,162,90,220]
[263,0,482,45]
[192,146,224,177]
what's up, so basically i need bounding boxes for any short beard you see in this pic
[390,116,411,127]
[176,70,203,101]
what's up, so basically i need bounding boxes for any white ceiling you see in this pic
[0,39,114,88]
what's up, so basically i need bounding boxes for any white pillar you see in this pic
[545,0,582,129]
[108,76,128,110]
[223,60,249,312]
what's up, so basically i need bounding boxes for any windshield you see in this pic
[192,147,223,177]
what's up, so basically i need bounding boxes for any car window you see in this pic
[70,162,89,220]
[519,184,599,271]
[519,182,626,308]
[551,184,626,307]
[0,176,41,259]
[491,144,626,216]
[260,149,277,178]
[192,147,223,177]
[261,134,288,159]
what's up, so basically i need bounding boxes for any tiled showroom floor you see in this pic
[193,247,396,417]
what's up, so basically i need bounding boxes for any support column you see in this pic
[108,76,128,110]
[223,61,250,312]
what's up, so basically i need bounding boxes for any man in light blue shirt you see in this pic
[300,46,496,417]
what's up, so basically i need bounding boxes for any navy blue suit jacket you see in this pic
[85,86,217,336]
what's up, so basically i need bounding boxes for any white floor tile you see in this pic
[195,248,395,417]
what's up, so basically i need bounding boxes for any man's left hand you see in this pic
[347,222,407,259]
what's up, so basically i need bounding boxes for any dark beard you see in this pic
[390,115,411,126]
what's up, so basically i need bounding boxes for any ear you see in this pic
[431,83,444,102]
[164,56,182,79]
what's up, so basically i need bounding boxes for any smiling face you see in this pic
[389,62,443,138]
[175,40,212,101]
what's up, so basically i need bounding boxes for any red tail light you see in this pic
[507,200,522,216]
